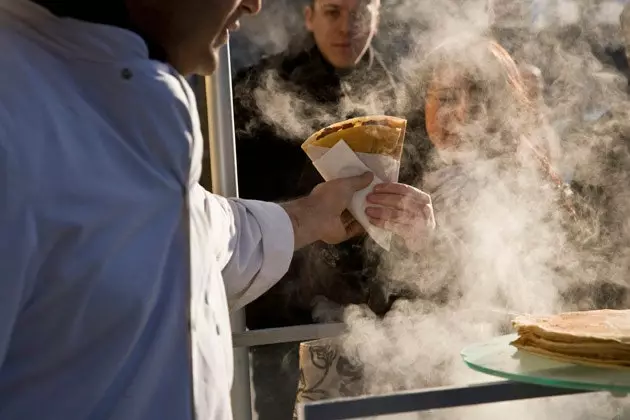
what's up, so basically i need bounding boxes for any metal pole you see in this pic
[205,42,253,420]
[206,47,239,198]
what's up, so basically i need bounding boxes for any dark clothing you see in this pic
[233,46,431,330]
[598,46,630,90]
[250,344,301,420]
[30,0,167,61]
[234,45,406,202]
[232,45,432,420]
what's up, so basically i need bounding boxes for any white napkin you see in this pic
[304,145,400,182]
[311,140,393,250]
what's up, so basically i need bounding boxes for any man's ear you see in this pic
[304,5,314,32]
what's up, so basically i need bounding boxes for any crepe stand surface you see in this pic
[461,334,630,395]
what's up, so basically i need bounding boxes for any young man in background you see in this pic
[232,0,433,418]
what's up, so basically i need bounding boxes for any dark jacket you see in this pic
[233,45,433,329]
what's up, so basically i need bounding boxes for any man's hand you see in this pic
[281,172,374,250]
[365,182,436,252]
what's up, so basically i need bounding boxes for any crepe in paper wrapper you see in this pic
[301,116,407,250]
[511,309,630,369]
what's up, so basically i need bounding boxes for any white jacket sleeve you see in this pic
[191,184,294,311]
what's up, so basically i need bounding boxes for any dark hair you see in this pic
[30,1,130,26]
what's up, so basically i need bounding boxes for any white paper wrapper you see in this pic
[310,140,397,250]
[304,145,400,182]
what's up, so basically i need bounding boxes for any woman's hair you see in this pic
[620,3,630,40]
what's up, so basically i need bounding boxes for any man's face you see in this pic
[305,0,379,69]
[126,0,262,75]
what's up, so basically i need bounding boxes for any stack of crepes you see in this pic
[301,115,407,250]
[511,309,630,368]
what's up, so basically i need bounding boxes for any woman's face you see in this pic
[425,69,471,151]
[424,43,531,165]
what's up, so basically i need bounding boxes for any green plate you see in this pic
[461,334,630,394]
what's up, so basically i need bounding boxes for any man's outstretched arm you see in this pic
[192,173,374,311]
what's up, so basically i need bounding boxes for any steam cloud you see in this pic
[232,0,630,418]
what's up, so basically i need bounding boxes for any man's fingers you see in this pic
[367,216,414,234]
[372,183,432,204]
[366,192,424,213]
[366,206,413,224]
[343,172,374,192]
[311,172,373,198]
[372,182,409,195]
[367,203,435,230]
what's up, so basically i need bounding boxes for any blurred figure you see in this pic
[580,1,630,91]
[420,37,624,316]
[554,2,630,312]
[418,37,585,301]
[485,0,534,55]
[232,0,433,418]
[483,0,564,168]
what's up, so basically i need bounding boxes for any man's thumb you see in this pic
[347,172,374,191]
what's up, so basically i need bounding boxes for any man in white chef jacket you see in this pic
[0,0,435,420]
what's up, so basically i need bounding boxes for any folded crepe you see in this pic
[511,309,630,368]
[301,116,407,250]
[303,116,407,156]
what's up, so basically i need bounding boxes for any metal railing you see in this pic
[232,323,345,348]
[297,381,595,420]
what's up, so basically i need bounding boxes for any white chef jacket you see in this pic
[0,1,294,419]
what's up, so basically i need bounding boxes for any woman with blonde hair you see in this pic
[412,37,576,222]
[417,37,606,315]
[423,37,563,178]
